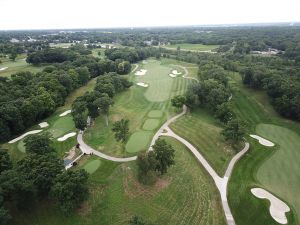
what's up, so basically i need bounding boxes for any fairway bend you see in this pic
[77,132,137,162]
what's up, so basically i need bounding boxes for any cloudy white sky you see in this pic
[0,0,300,30]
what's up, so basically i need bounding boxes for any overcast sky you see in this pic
[0,0,300,30]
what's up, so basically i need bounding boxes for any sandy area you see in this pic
[169,74,177,78]
[59,110,72,117]
[142,60,148,64]
[64,148,76,160]
[0,67,8,71]
[57,132,77,141]
[39,122,49,128]
[135,69,147,76]
[172,70,182,75]
[250,134,275,147]
[251,188,290,224]
[136,82,149,87]
[8,130,43,144]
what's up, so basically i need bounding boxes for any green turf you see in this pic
[10,138,226,225]
[17,140,26,153]
[256,124,300,221]
[170,109,234,176]
[0,57,44,77]
[142,119,160,131]
[84,159,102,174]
[163,43,219,52]
[48,115,75,138]
[147,110,163,118]
[125,131,152,153]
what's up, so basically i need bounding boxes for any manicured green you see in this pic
[48,115,75,138]
[256,124,300,220]
[142,119,160,131]
[163,43,219,52]
[11,138,226,225]
[125,131,152,153]
[84,159,101,174]
[170,109,234,176]
[148,110,163,118]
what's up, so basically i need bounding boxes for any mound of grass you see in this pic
[148,110,163,118]
[142,119,160,131]
[48,115,75,138]
[125,131,152,153]
[170,109,234,176]
[17,140,26,153]
[256,124,300,220]
[84,159,101,174]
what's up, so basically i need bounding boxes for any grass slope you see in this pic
[170,109,234,176]
[11,138,226,225]
[163,43,219,52]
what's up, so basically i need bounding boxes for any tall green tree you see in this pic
[221,119,245,144]
[51,170,89,214]
[153,139,175,175]
[112,119,129,143]
[0,149,12,174]
[73,113,87,130]
[24,133,54,155]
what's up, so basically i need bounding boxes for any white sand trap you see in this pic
[0,67,8,71]
[251,188,290,224]
[8,130,43,144]
[59,110,71,117]
[250,134,275,147]
[57,132,77,141]
[39,122,49,128]
[169,73,177,78]
[142,60,148,64]
[136,82,149,87]
[135,69,147,76]
[172,70,182,75]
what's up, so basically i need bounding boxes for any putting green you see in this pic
[142,119,160,131]
[256,123,300,219]
[84,159,101,174]
[17,140,26,153]
[125,131,152,153]
[48,115,75,138]
[148,110,163,118]
[136,60,174,102]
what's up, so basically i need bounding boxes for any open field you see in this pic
[84,59,194,156]
[162,43,219,52]
[91,48,106,59]
[0,57,44,77]
[170,109,234,176]
[10,137,226,225]
[228,72,300,224]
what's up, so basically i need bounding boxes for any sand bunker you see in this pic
[250,134,275,147]
[57,132,77,141]
[142,60,148,64]
[39,122,49,128]
[59,110,71,117]
[135,69,147,76]
[251,188,290,224]
[172,70,182,75]
[136,82,149,87]
[169,74,177,78]
[9,130,43,144]
[0,67,8,71]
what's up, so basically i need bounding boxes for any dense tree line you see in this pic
[0,134,89,224]
[0,48,133,143]
[71,73,132,130]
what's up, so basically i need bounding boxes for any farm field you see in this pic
[228,72,300,225]
[162,43,219,52]
[11,137,226,225]
[83,59,195,157]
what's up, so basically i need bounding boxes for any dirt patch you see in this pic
[77,201,92,216]
[123,166,171,199]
